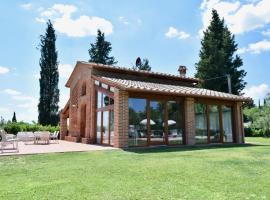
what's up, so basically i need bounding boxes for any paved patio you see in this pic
[0,140,116,156]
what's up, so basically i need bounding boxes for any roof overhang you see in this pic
[92,75,251,102]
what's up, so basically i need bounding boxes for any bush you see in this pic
[3,123,21,134]
[3,122,59,135]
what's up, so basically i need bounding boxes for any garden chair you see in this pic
[0,130,19,153]
[36,131,50,144]
[50,131,59,143]
[17,132,27,142]
[24,132,36,144]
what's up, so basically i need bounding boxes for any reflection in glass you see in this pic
[128,98,147,147]
[195,103,208,144]
[110,111,114,145]
[97,112,102,144]
[97,92,102,108]
[209,105,221,143]
[222,106,233,142]
[150,101,165,145]
[103,111,109,144]
[168,101,183,145]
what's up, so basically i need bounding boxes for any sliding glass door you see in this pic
[195,103,234,144]
[150,101,165,145]
[128,98,184,147]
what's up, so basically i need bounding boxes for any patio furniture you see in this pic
[0,130,18,153]
[50,131,59,143]
[35,131,50,144]
[22,132,36,144]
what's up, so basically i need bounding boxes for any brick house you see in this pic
[60,61,250,148]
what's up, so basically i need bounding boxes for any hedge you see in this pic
[3,122,60,135]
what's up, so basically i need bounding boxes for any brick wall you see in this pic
[233,102,244,144]
[184,97,196,145]
[114,89,129,148]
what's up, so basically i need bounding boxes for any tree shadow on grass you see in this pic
[124,143,268,154]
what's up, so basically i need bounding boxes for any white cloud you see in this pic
[0,66,9,74]
[59,64,73,78]
[36,4,113,37]
[118,16,129,25]
[21,3,32,10]
[3,89,21,96]
[165,27,190,39]
[12,95,36,101]
[243,84,270,103]
[200,0,270,35]
[238,39,270,54]
[262,29,270,36]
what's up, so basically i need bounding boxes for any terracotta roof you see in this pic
[94,76,251,102]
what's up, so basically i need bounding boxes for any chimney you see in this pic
[178,65,187,77]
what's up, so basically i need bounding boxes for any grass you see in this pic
[0,137,269,200]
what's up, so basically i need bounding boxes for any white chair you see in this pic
[23,132,36,144]
[0,130,18,153]
[17,132,27,142]
[50,131,59,143]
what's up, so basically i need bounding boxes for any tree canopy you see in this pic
[38,20,59,126]
[88,29,117,65]
[195,9,246,95]
[133,57,151,71]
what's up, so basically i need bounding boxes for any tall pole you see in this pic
[227,74,232,94]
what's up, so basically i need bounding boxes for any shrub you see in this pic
[3,123,21,134]
[3,122,59,135]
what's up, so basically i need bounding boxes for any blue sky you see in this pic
[0,0,270,122]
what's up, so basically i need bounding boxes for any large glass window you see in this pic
[97,92,102,108]
[128,98,148,147]
[102,111,109,144]
[168,101,184,145]
[96,86,114,146]
[97,112,102,144]
[195,103,208,144]
[222,106,233,142]
[110,111,114,145]
[209,105,221,143]
[150,101,165,145]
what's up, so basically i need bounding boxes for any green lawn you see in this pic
[0,137,269,200]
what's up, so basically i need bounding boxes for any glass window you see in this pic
[222,106,233,142]
[150,101,165,145]
[103,95,110,106]
[102,111,109,144]
[168,101,184,145]
[102,83,108,89]
[97,92,102,108]
[209,105,221,143]
[110,87,115,92]
[128,98,148,147]
[110,111,114,145]
[94,80,99,86]
[195,103,208,144]
[97,112,102,144]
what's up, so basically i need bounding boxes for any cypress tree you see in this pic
[133,57,151,71]
[12,112,17,123]
[38,20,59,126]
[195,9,246,95]
[88,29,117,65]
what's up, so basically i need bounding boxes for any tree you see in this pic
[195,9,246,95]
[264,93,270,106]
[38,20,59,126]
[133,57,151,71]
[88,29,117,65]
[12,112,17,122]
